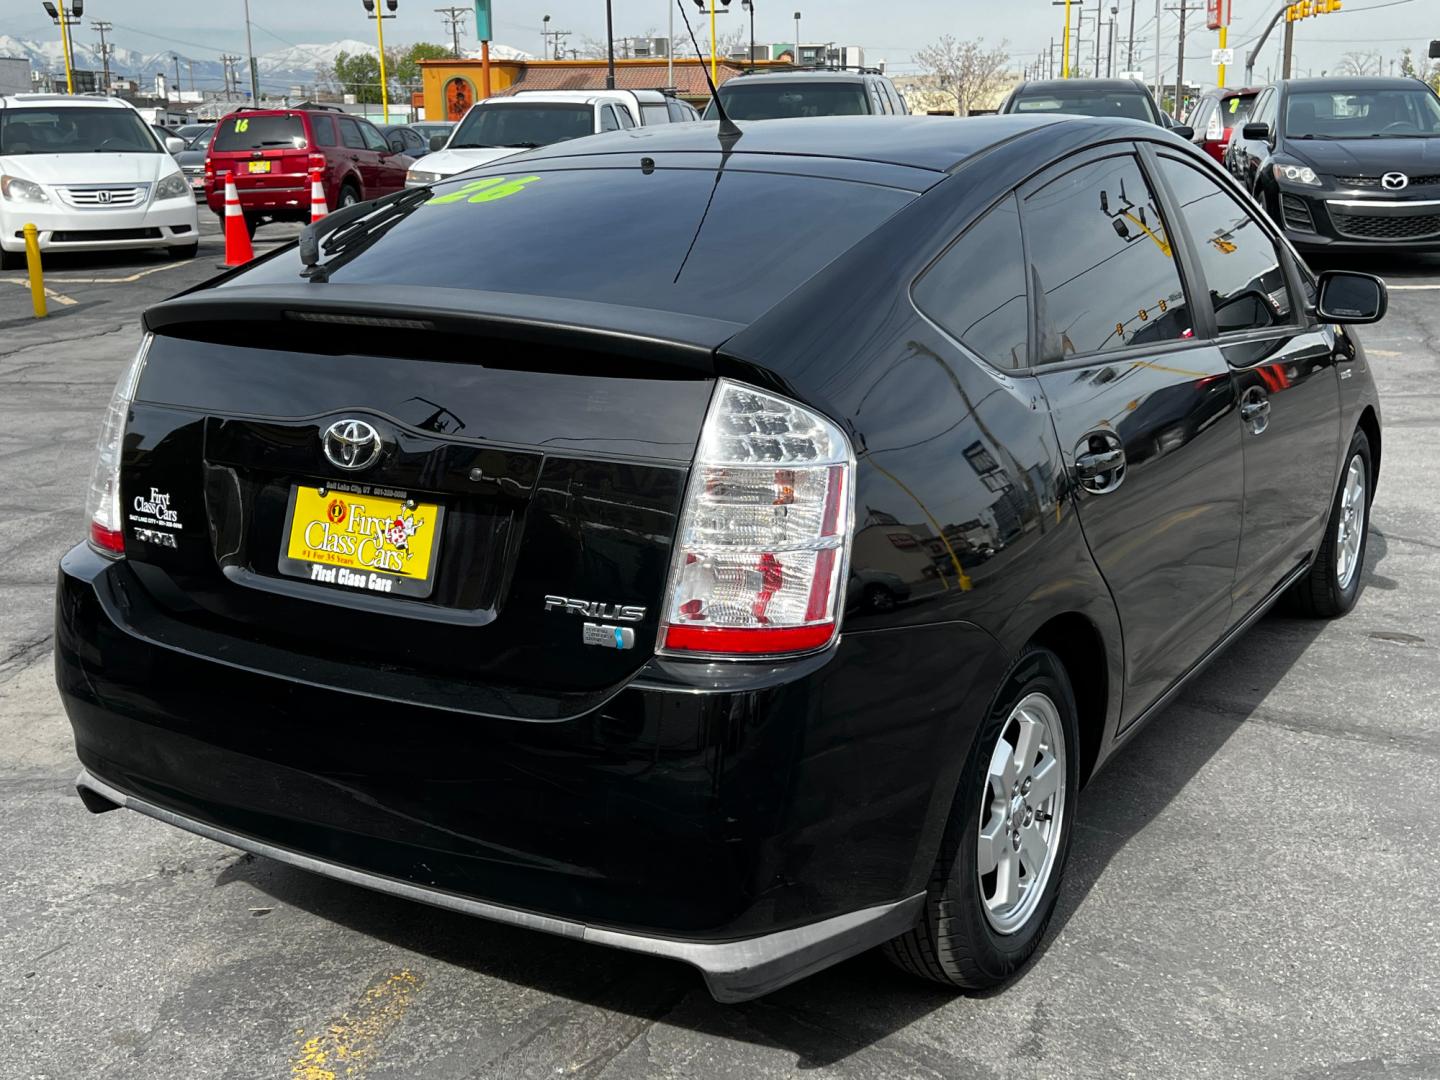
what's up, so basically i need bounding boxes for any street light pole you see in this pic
[794,10,801,67]
[363,0,397,124]
[242,0,260,102]
[605,0,616,89]
[743,0,755,64]
[40,1,79,93]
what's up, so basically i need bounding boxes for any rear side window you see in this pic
[311,115,337,147]
[913,195,1029,368]
[212,114,306,151]
[1023,154,1192,362]
[1156,155,1293,333]
[337,117,366,150]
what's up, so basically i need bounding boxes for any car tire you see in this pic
[338,184,361,208]
[0,247,24,271]
[167,244,199,260]
[1288,428,1372,619]
[884,645,1080,990]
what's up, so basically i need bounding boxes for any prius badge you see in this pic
[544,595,645,650]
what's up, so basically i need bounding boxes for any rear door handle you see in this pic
[1075,448,1125,479]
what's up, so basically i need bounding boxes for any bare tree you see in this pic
[915,35,1011,116]
[1336,50,1383,77]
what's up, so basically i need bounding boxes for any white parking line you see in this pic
[1385,284,1440,290]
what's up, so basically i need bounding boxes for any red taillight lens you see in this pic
[309,152,326,173]
[659,381,854,659]
[85,335,152,559]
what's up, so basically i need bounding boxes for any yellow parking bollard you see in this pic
[23,223,46,319]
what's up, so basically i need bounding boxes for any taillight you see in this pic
[309,152,326,173]
[85,334,152,558]
[660,380,854,658]
[204,157,213,181]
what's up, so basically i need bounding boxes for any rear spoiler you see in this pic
[142,284,743,373]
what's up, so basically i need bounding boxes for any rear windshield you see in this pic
[212,114,307,151]
[1011,89,1157,123]
[239,164,914,324]
[0,106,161,155]
[707,82,870,120]
[641,102,670,125]
[449,103,593,149]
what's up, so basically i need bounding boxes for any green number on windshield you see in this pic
[235,118,250,132]
[428,175,542,206]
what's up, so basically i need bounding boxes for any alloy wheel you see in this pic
[1335,456,1367,590]
[977,692,1067,935]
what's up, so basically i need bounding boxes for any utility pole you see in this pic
[1281,17,1294,78]
[220,54,240,98]
[1108,7,1117,77]
[1094,0,1103,75]
[1153,0,1162,109]
[1174,0,1186,118]
[172,53,182,103]
[1126,0,1136,71]
[91,19,112,91]
[435,6,467,57]
[604,0,615,88]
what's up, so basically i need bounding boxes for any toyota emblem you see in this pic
[322,419,383,471]
[1381,172,1409,191]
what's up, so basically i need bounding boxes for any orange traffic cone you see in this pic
[221,173,254,267]
[309,169,329,223]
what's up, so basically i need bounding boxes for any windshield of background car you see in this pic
[0,106,161,156]
[248,165,914,324]
[706,82,870,119]
[1011,90,1157,122]
[1284,89,1440,138]
[450,104,593,148]
[212,114,306,151]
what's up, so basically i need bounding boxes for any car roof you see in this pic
[0,93,134,110]
[726,70,875,85]
[517,114,1075,173]
[492,91,626,105]
[1279,76,1434,93]
[1013,78,1151,94]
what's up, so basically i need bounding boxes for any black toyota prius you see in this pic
[58,115,1386,1002]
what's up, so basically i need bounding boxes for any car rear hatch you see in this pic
[208,112,312,194]
[122,284,735,721]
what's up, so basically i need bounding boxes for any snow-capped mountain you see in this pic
[253,40,378,77]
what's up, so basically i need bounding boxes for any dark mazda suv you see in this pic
[1226,76,1440,252]
[59,115,1385,1002]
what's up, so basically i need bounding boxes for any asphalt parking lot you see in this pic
[2,216,1438,1080]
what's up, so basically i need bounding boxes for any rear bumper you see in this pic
[205,177,312,216]
[56,544,1006,999]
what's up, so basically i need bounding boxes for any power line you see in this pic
[435,7,469,58]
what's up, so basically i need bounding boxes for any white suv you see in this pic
[406,91,642,188]
[0,94,200,269]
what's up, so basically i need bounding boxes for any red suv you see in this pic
[1184,87,1262,163]
[204,107,413,235]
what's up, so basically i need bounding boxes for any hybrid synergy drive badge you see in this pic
[583,623,636,650]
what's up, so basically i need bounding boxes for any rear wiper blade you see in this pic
[298,185,433,282]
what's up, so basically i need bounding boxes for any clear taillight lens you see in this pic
[85,334,151,557]
[660,380,854,657]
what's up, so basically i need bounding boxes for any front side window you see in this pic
[1157,156,1293,334]
[616,106,635,129]
[1024,154,1192,362]
[913,195,1029,368]
[1283,87,1440,138]
[1252,88,1277,128]
[601,106,620,132]
[360,122,389,153]
[449,103,595,149]
[0,106,163,155]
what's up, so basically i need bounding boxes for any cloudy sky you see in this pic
[1,0,1431,80]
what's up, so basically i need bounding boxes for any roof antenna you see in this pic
[676,0,742,142]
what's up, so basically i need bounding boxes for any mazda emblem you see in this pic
[1381,172,1409,191]
[322,419,383,471]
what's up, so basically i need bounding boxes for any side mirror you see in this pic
[388,137,405,154]
[165,136,185,154]
[1315,270,1387,325]
[430,134,449,152]
[1172,124,1195,139]
[1241,122,1270,141]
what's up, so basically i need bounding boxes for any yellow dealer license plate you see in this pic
[247,160,272,174]
[278,483,443,599]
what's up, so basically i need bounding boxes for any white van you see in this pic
[0,94,199,268]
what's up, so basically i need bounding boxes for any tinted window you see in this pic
[1012,89,1157,123]
[254,166,914,325]
[337,117,366,150]
[213,114,306,151]
[360,122,389,152]
[1220,93,1256,128]
[1252,88,1277,128]
[914,195,1029,368]
[1189,98,1214,137]
[708,81,870,120]
[1024,154,1191,362]
[1284,87,1440,137]
[868,81,888,115]
[450,103,594,148]
[312,115,337,147]
[406,129,424,151]
[1157,156,1292,334]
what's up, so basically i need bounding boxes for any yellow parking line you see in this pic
[1386,284,1440,290]
[291,969,422,1080]
[2,279,78,305]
